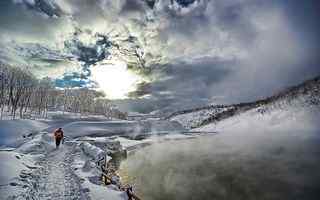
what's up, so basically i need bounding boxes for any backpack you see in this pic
[55,131,63,139]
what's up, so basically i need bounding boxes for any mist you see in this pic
[120,106,320,199]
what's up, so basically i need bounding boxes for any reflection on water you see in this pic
[119,135,320,200]
[118,152,143,196]
[108,150,127,170]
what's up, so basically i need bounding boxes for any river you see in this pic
[118,133,320,200]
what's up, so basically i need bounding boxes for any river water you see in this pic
[119,133,320,200]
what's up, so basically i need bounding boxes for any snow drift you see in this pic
[0,151,39,200]
[16,133,55,154]
[0,120,48,148]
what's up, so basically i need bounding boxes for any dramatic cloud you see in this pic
[0,0,319,112]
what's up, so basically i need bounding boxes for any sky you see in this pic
[0,0,319,113]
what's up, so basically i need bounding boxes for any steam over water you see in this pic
[120,130,320,200]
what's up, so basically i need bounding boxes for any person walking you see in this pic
[54,128,64,148]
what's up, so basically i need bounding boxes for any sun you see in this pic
[91,60,143,99]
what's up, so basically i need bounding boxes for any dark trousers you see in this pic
[55,138,62,148]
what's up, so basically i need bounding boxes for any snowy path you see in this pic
[34,145,89,200]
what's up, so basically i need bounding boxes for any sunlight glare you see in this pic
[91,61,143,99]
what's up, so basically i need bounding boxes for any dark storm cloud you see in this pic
[0,1,71,44]
[120,0,320,112]
[150,58,231,99]
[121,0,147,13]
[115,58,233,113]
[13,0,64,17]
[1,0,320,113]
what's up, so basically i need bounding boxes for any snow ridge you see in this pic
[168,76,320,129]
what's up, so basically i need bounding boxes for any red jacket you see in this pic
[54,129,64,139]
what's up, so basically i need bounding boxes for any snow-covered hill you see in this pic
[169,76,320,129]
[167,105,234,129]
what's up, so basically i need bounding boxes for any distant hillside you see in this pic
[168,76,320,129]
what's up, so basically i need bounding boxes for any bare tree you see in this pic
[0,64,9,119]
[0,64,126,120]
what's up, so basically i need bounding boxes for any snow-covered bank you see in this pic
[62,119,186,139]
[63,121,140,138]
[16,133,55,154]
[0,120,49,148]
[47,111,112,120]
[114,133,197,152]
[0,151,37,186]
[0,151,40,199]
[72,142,128,200]
[0,133,130,200]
